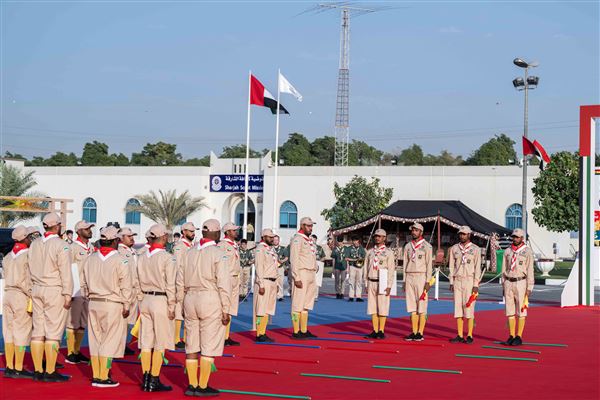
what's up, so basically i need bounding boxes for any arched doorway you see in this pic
[235,198,256,241]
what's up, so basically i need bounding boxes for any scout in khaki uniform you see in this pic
[254,229,278,343]
[273,235,288,301]
[501,228,534,346]
[81,226,132,388]
[65,220,95,365]
[117,227,139,355]
[29,212,73,382]
[448,226,481,344]
[218,222,242,346]
[239,239,254,299]
[290,217,318,339]
[178,219,231,397]
[2,226,36,379]
[173,222,197,348]
[402,223,432,342]
[345,236,366,302]
[135,224,176,392]
[364,229,396,339]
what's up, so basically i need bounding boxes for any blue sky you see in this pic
[2,1,598,160]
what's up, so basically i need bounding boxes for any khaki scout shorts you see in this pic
[67,296,88,330]
[2,290,32,346]
[367,280,391,316]
[405,273,427,314]
[503,279,528,317]
[31,286,68,341]
[183,291,225,357]
[254,280,277,317]
[291,269,317,313]
[453,278,475,319]
[139,295,174,351]
[88,300,127,358]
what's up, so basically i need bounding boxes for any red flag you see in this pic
[533,140,551,163]
[522,136,552,170]
[522,136,536,156]
[249,75,288,115]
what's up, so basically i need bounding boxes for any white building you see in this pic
[6,153,575,258]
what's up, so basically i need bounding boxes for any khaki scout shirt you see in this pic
[218,239,241,278]
[136,246,177,312]
[178,241,231,314]
[118,243,139,305]
[402,239,432,281]
[501,244,535,291]
[4,247,32,296]
[363,245,396,289]
[71,238,94,295]
[254,242,278,289]
[82,249,132,309]
[448,242,482,286]
[28,234,73,296]
[290,232,317,281]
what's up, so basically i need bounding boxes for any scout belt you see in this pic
[143,291,167,296]
[368,278,379,282]
[265,277,277,282]
[504,276,526,282]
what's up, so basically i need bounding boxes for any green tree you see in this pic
[131,142,182,166]
[111,153,130,166]
[321,176,393,229]
[3,151,27,161]
[36,152,79,166]
[397,144,424,166]
[531,151,579,232]
[466,134,516,165]
[349,140,383,166]
[221,144,262,159]
[81,141,113,166]
[423,150,464,166]
[279,133,313,166]
[310,136,335,166]
[0,164,46,227]
[183,156,210,166]
[126,189,207,231]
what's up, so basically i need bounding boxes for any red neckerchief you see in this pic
[181,239,192,248]
[149,243,165,252]
[410,238,425,261]
[458,241,472,265]
[510,243,526,271]
[260,241,278,263]
[75,237,91,251]
[44,232,56,238]
[372,244,386,271]
[198,238,216,250]
[12,242,28,255]
[98,246,116,257]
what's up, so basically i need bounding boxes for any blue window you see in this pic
[176,216,187,226]
[125,198,141,224]
[505,203,523,230]
[82,197,97,223]
[279,201,298,229]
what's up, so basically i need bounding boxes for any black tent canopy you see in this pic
[331,200,511,240]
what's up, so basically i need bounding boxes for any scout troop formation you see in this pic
[2,212,535,395]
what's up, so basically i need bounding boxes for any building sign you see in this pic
[209,175,264,193]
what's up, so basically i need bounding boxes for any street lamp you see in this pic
[512,57,540,239]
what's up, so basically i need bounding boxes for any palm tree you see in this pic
[0,164,46,227]
[126,189,207,231]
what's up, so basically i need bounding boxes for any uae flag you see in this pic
[523,136,551,170]
[250,74,289,115]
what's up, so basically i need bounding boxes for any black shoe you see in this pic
[465,336,474,344]
[65,353,79,364]
[356,298,364,302]
[404,333,416,341]
[255,334,272,343]
[413,333,424,342]
[224,338,240,346]
[503,336,515,346]
[196,386,220,397]
[3,368,15,378]
[377,331,385,339]
[304,330,318,338]
[33,371,45,381]
[148,375,172,392]
[124,346,136,356]
[364,330,378,339]
[96,378,120,388]
[184,385,197,396]
[55,361,64,369]
[175,341,186,349]
[278,298,283,302]
[449,335,464,343]
[348,298,354,302]
[511,336,523,346]
[291,332,306,340]
[77,353,90,363]
[43,371,70,382]
[12,369,34,379]
[141,372,151,391]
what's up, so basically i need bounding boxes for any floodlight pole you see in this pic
[521,65,529,239]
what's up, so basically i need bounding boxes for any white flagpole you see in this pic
[243,70,252,240]
[272,68,281,230]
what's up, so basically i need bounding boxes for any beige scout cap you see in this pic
[300,217,316,226]
[100,226,119,240]
[74,220,95,231]
[27,226,40,235]
[202,219,221,232]
[42,212,61,227]
[117,227,137,239]
[144,229,152,239]
[12,225,29,241]
[181,222,198,231]
[222,222,240,232]
[374,229,387,236]
[148,223,171,238]
[410,222,424,232]
[458,226,472,234]
[261,228,276,237]
[511,228,525,238]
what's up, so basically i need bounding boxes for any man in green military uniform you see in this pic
[331,237,347,299]
[273,235,289,301]
[238,239,254,299]
[344,236,366,302]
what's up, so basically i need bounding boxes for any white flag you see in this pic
[278,72,303,102]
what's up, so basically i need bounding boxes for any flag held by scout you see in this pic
[466,292,478,308]
[521,295,529,313]
[419,276,436,301]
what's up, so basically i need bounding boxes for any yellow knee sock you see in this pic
[31,340,45,372]
[186,359,199,387]
[74,330,85,353]
[517,317,526,337]
[258,315,269,336]
[4,343,15,369]
[467,319,474,337]
[508,316,516,337]
[66,328,76,355]
[418,314,427,335]
[15,345,25,371]
[378,316,387,332]
[225,320,231,340]
[457,318,464,337]
[151,351,163,376]
[91,355,100,379]
[199,356,214,389]
[174,320,182,343]
[371,314,379,332]
[99,356,111,380]
[44,341,59,374]
[291,313,300,333]
[140,350,152,373]
[300,311,308,333]
[410,313,419,334]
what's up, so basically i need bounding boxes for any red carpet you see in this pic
[2,306,599,400]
